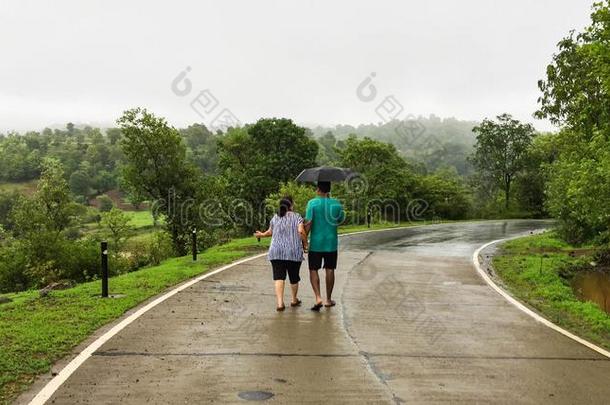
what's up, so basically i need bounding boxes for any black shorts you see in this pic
[308,251,338,270]
[271,260,302,284]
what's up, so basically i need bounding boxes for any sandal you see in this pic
[324,300,336,308]
[276,305,286,312]
[290,299,302,307]
[310,302,323,311]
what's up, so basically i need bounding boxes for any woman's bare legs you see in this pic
[290,282,299,304]
[274,280,285,308]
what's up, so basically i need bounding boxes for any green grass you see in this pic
[493,232,610,351]
[0,180,37,196]
[124,210,161,229]
[0,236,270,404]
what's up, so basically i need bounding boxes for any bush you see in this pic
[0,243,29,293]
[98,195,114,212]
[148,231,174,265]
[414,171,471,220]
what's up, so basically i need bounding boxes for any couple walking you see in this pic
[254,181,345,311]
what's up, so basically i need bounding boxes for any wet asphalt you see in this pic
[33,220,610,404]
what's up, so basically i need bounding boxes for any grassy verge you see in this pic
[0,236,270,404]
[492,232,610,351]
[0,219,448,403]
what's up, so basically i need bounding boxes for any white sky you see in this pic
[0,0,594,132]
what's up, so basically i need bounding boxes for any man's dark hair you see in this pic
[317,181,331,193]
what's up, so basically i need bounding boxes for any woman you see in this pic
[254,197,307,311]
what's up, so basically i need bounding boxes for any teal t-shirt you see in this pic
[305,196,345,252]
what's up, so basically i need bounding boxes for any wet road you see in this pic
[38,220,610,404]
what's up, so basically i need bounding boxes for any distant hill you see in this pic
[310,115,478,175]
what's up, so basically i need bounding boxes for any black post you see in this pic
[192,229,197,261]
[101,241,108,298]
[367,208,372,229]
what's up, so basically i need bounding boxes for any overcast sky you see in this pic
[0,0,595,133]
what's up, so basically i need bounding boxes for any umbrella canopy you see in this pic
[295,166,355,183]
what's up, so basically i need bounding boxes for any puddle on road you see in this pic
[571,270,610,314]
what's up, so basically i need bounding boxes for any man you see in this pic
[304,181,345,311]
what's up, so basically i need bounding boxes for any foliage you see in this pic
[536,0,610,243]
[545,129,610,243]
[337,136,417,223]
[470,114,536,209]
[265,182,317,218]
[0,191,19,231]
[218,118,318,230]
[97,195,113,212]
[316,131,342,165]
[69,170,91,198]
[414,169,471,220]
[11,159,75,237]
[117,108,201,255]
[180,123,220,173]
[100,208,134,251]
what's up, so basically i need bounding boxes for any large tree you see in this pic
[338,136,417,223]
[218,118,318,230]
[470,114,536,210]
[117,108,200,254]
[536,0,610,243]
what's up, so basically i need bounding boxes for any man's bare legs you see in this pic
[309,270,323,306]
[325,268,335,306]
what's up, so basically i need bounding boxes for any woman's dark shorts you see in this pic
[271,260,302,284]
[308,251,338,270]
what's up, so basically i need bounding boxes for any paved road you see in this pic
[39,221,610,404]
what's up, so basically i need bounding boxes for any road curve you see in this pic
[27,220,610,404]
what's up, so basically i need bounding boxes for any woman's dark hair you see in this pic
[278,197,293,217]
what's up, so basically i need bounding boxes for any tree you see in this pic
[180,123,219,173]
[265,182,317,218]
[414,169,471,220]
[536,0,610,243]
[218,118,318,230]
[317,131,340,165]
[536,1,610,135]
[470,114,536,209]
[100,208,134,251]
[513,133,558,217]
[69,170,91,197]
[117,108,200,254]
[33,158,74,233]
[337,136,417,223]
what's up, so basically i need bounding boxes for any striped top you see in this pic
[268,212,304,262]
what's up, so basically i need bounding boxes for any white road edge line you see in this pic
[473,238,610,359]
[28,253,267,405]
[29,223,431,404]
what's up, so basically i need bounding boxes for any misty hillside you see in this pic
[311,115,478,175]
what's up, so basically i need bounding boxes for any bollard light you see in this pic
[101,241,109,298]
[192,229,197,261]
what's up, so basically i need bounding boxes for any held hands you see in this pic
[253,231,265,238]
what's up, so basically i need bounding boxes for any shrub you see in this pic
[98,195,114,212]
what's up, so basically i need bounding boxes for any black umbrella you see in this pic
[295,166,356,183]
